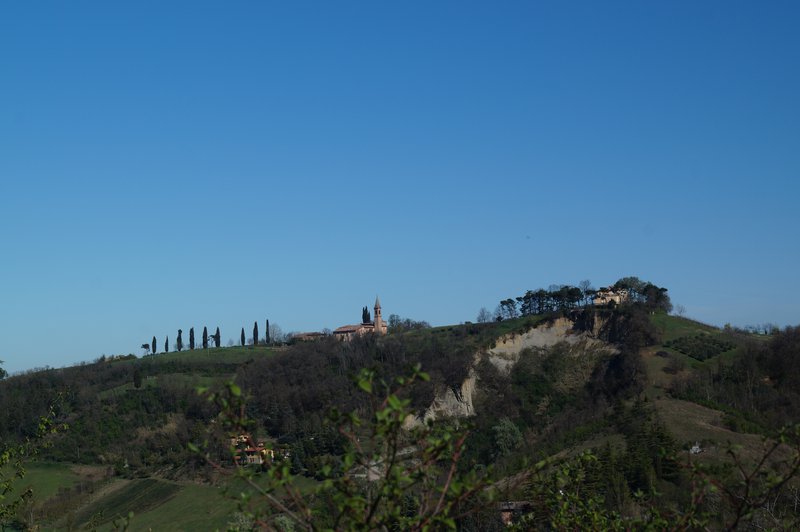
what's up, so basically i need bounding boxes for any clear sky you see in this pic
[1,2,798,374]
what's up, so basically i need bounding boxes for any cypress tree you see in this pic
[151,336,156,355]
[214,327,221,348]
[241,328,245,346]
[265,319,270,344]
[189,328,195,350]
[202,326,208,349]
[165,336,169,353]
[253,322,259,346]
[177,330,183,352]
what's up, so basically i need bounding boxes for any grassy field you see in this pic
[639,314,791,473]
[92,482,237,532]
[9,462,79,502]
[64,478,182,529]
[147,345,278,365]
[127,474,319,531]
[650,313,718,343]
[96,346,279,399]
[21,465,320,531]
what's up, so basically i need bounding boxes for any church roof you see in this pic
[374,295,381,308]
[334,323,374,334]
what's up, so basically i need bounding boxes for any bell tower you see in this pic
[373,295,385,334]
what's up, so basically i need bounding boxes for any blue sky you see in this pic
[1,2,798,373]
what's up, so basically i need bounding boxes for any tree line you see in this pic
[481,276,672,322]
[141,318,276,355]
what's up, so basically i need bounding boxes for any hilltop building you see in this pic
[333,296,387,340]
[592,287,629,306]
[290,332,326,342]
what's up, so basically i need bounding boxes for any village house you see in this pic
[592,287,629,306]
[290,331,326,342]
[230,435,280,466]
[333,296,387,341]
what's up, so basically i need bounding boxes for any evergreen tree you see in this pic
[241,328,246,346]
[265,319,270,344]
[151,336,156,355]
[253,322,259,346]
[189,327,195,350]
[165,336,169,353]
[177,330,183,352]
[214,327,221,348]
[202,326,208,349]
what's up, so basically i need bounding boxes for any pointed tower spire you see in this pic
[373,295,385,334]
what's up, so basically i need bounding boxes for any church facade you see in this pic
[333,296,387,340]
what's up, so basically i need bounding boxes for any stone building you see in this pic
[592,287,629,306]
[333,296,387,340]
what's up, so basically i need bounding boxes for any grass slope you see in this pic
[643,314,782,465]
[12,462,78,503]
[96,483,237,532]
[66,478,181,529]
[146,345,278,365]
[649,313,717,343]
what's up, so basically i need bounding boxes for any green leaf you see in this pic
[357,379,372,394]
[387,394,402,410]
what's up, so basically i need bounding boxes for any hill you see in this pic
[1,305,799,529]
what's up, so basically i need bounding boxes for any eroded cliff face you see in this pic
[486,316,616,375]
[405,313,617,427]
[410,373,477,426]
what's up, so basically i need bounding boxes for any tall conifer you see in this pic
[177,330,183,352]
[202,326,208,349]
[189,328,195,350]
[253,322,259,346]
[151,336,156,355]
[241,328,245,346]
[214,327,221,348]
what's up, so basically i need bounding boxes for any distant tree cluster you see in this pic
[361,307,372,324]
[495,281,593,320]
[612,276,673,313]
[386,314,430,334]
[492,276,672,321]
[142,318,275,356]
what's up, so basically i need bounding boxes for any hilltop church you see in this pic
[333,296,387,340]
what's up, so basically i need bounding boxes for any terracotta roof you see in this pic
[294,332,324,338]
[334,324,364,333]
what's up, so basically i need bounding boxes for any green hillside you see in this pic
[1,304,799,529]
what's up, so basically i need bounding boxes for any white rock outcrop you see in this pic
[486,317,614,375]
[406,315,616,427]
